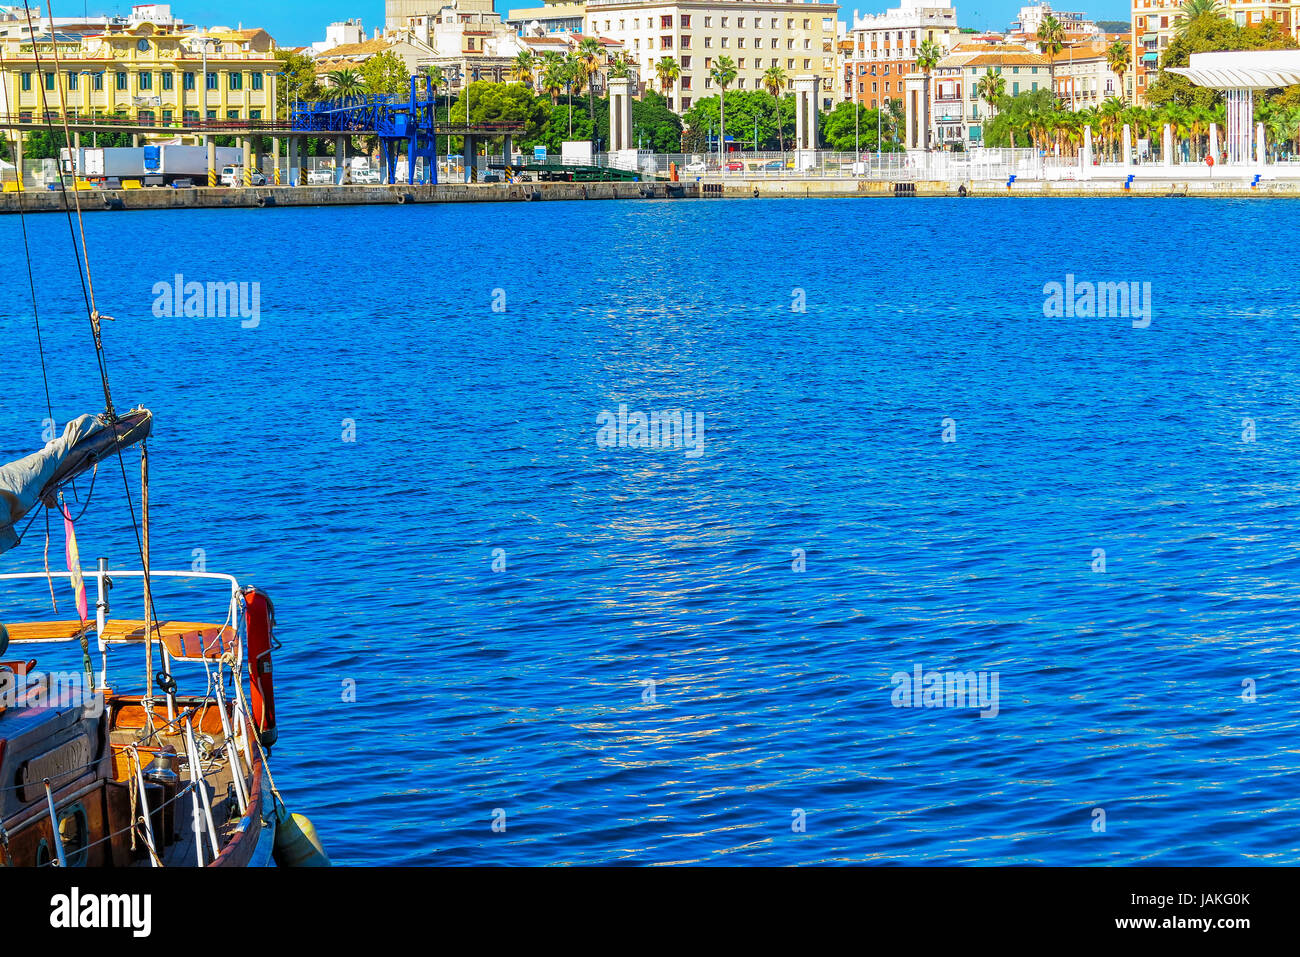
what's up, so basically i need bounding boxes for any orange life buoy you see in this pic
[243,587,278,748]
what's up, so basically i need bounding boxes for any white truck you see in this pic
[66,145,244,186]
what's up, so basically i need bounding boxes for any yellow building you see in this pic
[0,20,279,129]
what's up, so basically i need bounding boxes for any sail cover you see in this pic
[0,410,152,556]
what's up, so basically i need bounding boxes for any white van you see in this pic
[220,165,267,187]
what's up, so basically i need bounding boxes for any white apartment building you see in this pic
[1009,3,1099,38]
[401,0,526,86]
[0,2,187,39]
[584,0,842,113]
[844,0,959,109]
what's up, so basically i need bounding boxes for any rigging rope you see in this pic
[0,40,55,427]
[19,2,163,635]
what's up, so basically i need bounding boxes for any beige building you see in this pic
[0,19,278,127]
[1053,39,1132,109]
[921,42,1050,147]
[1131,0,1297,103]
[584,0,842,112]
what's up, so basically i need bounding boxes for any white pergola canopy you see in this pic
[1168,50,1300,90]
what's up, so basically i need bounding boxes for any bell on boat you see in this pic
[272,805,331,868]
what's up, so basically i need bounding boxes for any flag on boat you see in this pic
[59,494,89,623]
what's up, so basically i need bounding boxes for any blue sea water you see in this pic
[2,197,1299,866]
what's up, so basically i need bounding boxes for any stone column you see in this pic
[14,132,23,191]
[1256,121,1266,166]
[1081,125,1092,179]
[609,77,633,152]
[1122,124,1132,167]
[608,77,636,171]
[1209,123,1219,162]
[463,134,475,183]
[336,135,347,185]
[793,75,820,171]
[1162,123,1173,166]
[206,135,216,187]
[243,137,254,186]
[272,136,281,185]
[903,72,928,152]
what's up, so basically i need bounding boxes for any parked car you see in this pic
[725,160,744,172]
[761,160,785,171]
[306,168,335,185]
[220,165,267,187]
[684,161,707,175]
[352,168,381,184]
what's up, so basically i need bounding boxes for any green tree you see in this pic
[577,36,605,132]
[1146,17,1299,111]
[276,49,322,117]
[1177,0,1226,35]
[1106,40,1130,104]
[361,51,410,97]
[709,55,737,155]
[325,69,364,99]
[976,71,1006,117]
[762,64,788,151]
[655,56,680,103]
[513,50,537,88]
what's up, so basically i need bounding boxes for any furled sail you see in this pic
[0,409,152,556]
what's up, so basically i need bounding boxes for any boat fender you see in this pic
[257,196,276,208]
[397,193,415,205]
[243,587,278,748]
[272,805,331,867]
[103,197,124,211]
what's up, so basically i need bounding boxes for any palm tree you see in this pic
[1177,0,1226,34]
[1098,95,1125,160]
[610,53,633,80]
[762,64,788,152]
[1036,15,1065,102]
[710,55,737,159]
[656,56,681,105]
[325,69,364,100]
[563,53,586,137]
[976,71,1005,118]
[577,36,605,128]
[540,56,566,105]
[915,39,943,149]
[1105,40,1130,105]
[513,50,536,89]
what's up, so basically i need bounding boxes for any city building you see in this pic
[507,1,589,35]
[401,0,526,86]
[311,19,367,56]
[916,41,1049,147]
[1053,37,1132,108]
[312,33,436,78]
[844,0,960,111]
[0,16,278,128]
[583,0,843,113]
[1008,3,1099,40]
[0,3,189,39]
[1131,0,1296,103]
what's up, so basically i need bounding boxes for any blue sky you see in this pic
[84,1,1134,47]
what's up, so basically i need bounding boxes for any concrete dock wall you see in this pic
[0,180,697,214]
